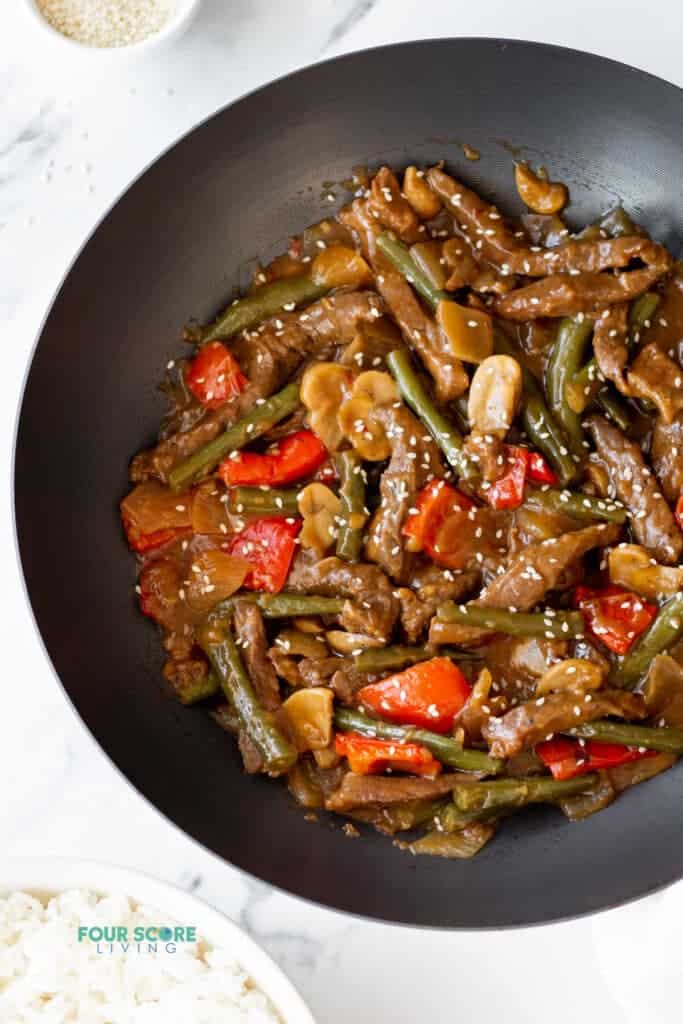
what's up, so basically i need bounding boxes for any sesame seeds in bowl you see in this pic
[23,0,202,54]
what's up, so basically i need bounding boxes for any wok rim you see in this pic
[11,37,683,930]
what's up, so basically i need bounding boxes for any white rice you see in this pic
[0,889,282,1023]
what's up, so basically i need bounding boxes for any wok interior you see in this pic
[15,39,683,927]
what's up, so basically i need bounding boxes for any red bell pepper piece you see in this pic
[573,584,657,655]
[487,446,528,510]
[537,735,654,781]
[334,732,442,777]
[527,450,558,485]
[186,342,247,409]
[219,430,327,488]
[227,516,300,592]
[487,446,558,510]
[358,657,472,734]
[403,480,474,553]
[124,524,191,554]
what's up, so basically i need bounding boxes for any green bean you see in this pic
[334,707,504,775]
[570,720,683,755]
[452,774,599,813]
[335,450,366,561]
[436,602,585,639]
[386,348,472,477]
[629,292,660,340]
[170,671,220,706]
[376,233,449,308]
[168,381,301,492]
[404,827,495,858]
[353,644,482,674]
[527,486,627,523]
[211,593,345,620]
[202,276,327,343]
[493,330,577,486]
[610,594,683,689]
[228,486,299,516]
[546,316,593,454]
[199,622,297,774]
[595,387,631,432]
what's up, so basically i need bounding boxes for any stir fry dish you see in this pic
[122,160,683,859]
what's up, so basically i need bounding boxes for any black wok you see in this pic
[15,39,683,928]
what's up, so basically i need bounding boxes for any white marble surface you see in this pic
[2,2,683,1021]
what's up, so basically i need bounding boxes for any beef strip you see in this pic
[425,166,525,268]
[130,290,385,482]
[482,636,569,702]
[627,344,683,423]
[297,656,372,701]
[643,655,683,728]
[462,431,505,483]
[340,198,469,400]
[425,166,671,319]
[268,648,304,686]
[364,404,443,582]
[592,304,630,394]
[586,414,683,564]
[326,772,470,812]
[651,415,683,502]
[232,600,280,710]
[238,731,264,775]
[494,266,670,320]
[398,564,480,642]
[367,166,421,243]
[482,689,647,759]
[428,522,621,645]
[286,551,400,640]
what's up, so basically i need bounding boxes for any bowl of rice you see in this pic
[0,859,315,1022]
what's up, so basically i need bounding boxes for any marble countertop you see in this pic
[2,2,682,1021]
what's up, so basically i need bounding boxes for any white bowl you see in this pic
[0,857,315,1024]
[21,0,202,56]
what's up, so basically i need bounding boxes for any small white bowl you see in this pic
[21,0,202,56]
[0,857,315,1024]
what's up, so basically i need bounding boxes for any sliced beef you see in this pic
[238,731,264,774]
[233,600,280,710]
[398,565,480,642]
[367,166,421,242]
[429,522,620,646]
[340,198,469,401]
[482,689,647,759]
[483,636,569,702]
[651,415,683,502]
[586,414,683,564]
[326,772,468,812]
[644,655,683,728]
[463,431,505,484]
[131,290,384,482]
[425,166,524,267]
[592,304,630,394]
[494,268,669,321]
[364,405,443,582]
[268,648,304,687]
[286,552,400,640]
[627,344,683,423]
[297,656,371,701]
[425,165,671,320]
